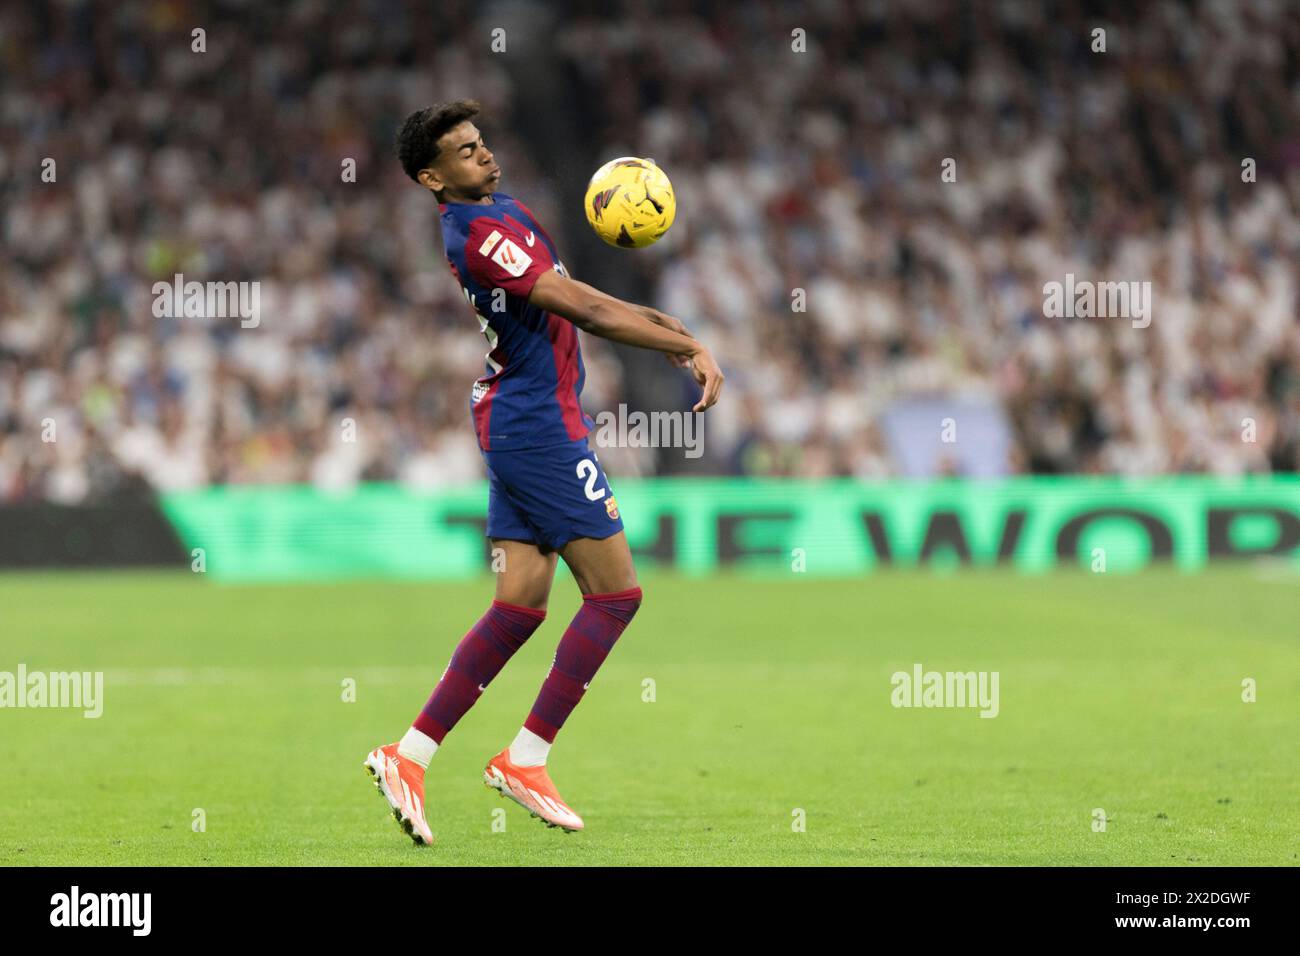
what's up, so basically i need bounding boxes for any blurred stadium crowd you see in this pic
[2,0,1299,503]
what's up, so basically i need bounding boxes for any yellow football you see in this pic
[583,157,677,248]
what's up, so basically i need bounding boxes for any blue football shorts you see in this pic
[483,435,625,552]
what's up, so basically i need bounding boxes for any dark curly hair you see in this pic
[394,99,481,186]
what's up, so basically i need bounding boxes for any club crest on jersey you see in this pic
[472,381,488,404]
[605,496,620,520]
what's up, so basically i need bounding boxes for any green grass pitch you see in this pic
[0,566,1295,866]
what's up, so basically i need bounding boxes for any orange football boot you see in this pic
[483,747,585,832]
[364,743,434,845]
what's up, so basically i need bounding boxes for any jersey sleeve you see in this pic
[464,216,555,299]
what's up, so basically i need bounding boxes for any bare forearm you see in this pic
[527,269,707,369]
[526,270,724,411]
[577,297,698,356]
[570,279,668,329]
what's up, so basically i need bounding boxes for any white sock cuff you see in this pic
[508,726,552,767]
[398,726,438,769]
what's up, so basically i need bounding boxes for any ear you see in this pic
[416,166,442,194]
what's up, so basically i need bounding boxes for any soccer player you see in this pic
[364,100,724,844]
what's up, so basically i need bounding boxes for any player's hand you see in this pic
[687,346,724,412]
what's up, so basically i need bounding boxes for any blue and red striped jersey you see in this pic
[439,192,594,451]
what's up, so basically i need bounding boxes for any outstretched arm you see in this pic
[569,280,695,368]
[528,270,723,412]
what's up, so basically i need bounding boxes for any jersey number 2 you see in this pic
[576,459,606,501]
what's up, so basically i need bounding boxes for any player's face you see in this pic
[427,121,500,202]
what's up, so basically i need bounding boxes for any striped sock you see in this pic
[523,587,642,743]
[412,600,546,745]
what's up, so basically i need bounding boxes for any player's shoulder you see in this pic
[456,198,554,290]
